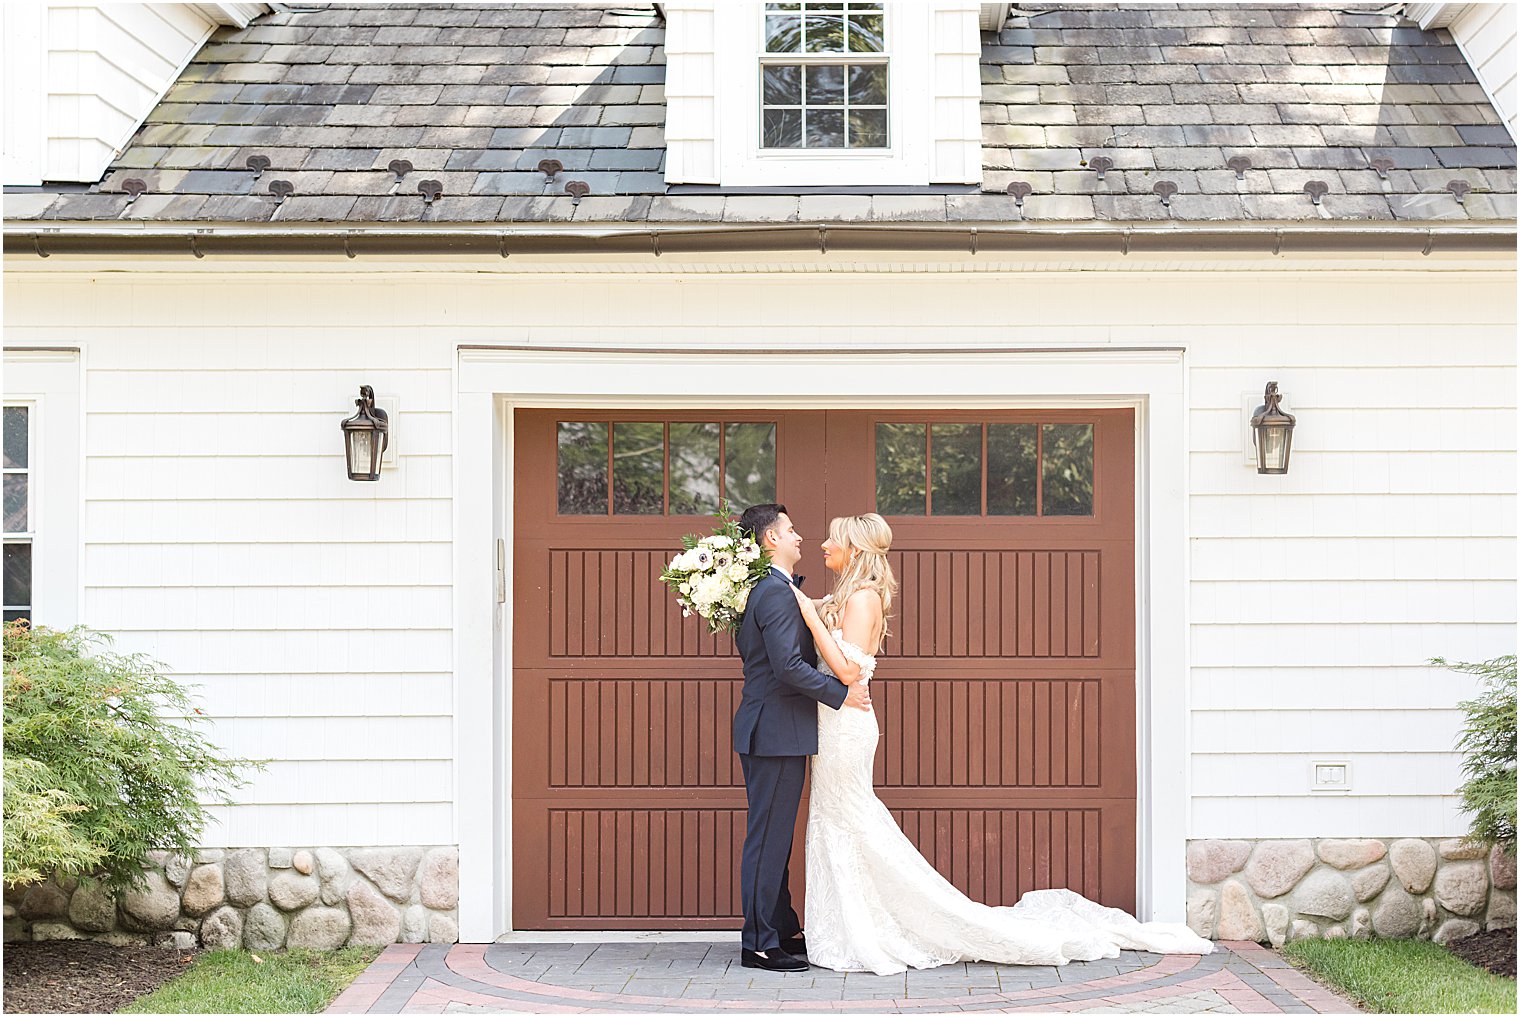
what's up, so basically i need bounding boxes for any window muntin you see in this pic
[557,420,778,516]
[874,421,1095,517]
[761,2,887,150]
[3,405,31,622]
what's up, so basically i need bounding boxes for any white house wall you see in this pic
[1448,3,1518,142]
[2,262,1514,854]
[39,4,216,182]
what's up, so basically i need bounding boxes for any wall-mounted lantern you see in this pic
[1249,381,1296,475]
[340,385,389,481]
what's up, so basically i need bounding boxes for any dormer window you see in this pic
[663,2,982,188]
[760,3,888,150]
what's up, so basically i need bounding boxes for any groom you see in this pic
[734,504,872,971]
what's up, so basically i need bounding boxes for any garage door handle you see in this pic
[496,538,506,604]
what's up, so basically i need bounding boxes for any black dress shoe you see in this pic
[778,934,807,957]
[741,948,809,972]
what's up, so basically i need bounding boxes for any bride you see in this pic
[790,513,1212,976]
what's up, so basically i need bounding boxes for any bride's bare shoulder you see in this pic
[842,588,884,617]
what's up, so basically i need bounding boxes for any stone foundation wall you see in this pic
[1187,837,1516,946]
[3,846,459,950]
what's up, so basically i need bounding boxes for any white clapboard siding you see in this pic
[1449,3,1517,141]
[4,266,1512,851]
[44,4,216,181]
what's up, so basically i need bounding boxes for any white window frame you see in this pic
[716,2,930,187]
[3,349,83,628]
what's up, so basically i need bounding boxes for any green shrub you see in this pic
[3,620,256,893]
[1435,653,1517,858]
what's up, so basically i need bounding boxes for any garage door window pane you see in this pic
[557,422,608,514]
[1042,423,1094,516]
[3,407,27,468]
[987,423,1037,516]
[613,422,665,515]
[669,422,720,516]
[876,423,926,515]
[930,423,981,515]
[724,423,776,511]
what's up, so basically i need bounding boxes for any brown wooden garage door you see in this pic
[512,408,1135,929]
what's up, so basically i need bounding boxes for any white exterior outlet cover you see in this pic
[376,394,398,468]
[1311,760,1351,792]
[1242,391,1260,466]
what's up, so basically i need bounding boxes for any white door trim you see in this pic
[453,346,1188,942]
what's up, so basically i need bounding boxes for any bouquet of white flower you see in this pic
[660,503,771,635]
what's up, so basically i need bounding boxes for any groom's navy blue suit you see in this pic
[734,566,849,953]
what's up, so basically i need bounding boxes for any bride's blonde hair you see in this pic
[820,513,897,648]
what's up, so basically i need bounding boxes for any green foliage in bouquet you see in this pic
[659,502,772,636]
[3,620,258,893]
[1435,654,1516,857]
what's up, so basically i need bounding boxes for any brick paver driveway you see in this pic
[326,939,1360,1014]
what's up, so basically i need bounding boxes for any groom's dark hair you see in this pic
[739,503,788,548]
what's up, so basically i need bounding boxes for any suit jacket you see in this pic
[733,567,849,756]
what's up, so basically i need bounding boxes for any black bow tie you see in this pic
[792,574,805,589]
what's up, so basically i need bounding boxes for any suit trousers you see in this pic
[738,752,807,952]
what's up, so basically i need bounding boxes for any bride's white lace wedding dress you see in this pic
[805,628,1212,975]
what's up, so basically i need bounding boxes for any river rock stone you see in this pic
[347,880,401,947]
[67,883,117,932]
[182,865,225,917]
[1324,925,1346,939]
[1439,838,1488,861]
[96,931,149,947]
[1288,919,1319,942]
[1434,918,1481,944]
[268,848,293,869]
[31,921,85,941]
[121,872,179,931]
[193,849,224,864]
[1293,869,1354,921]
[1485,889,1515,930]
[223,849,267,907]
[1350,907,1371,939]
[1216,880,1264,941]
[1419,897,1437,939]
[1318,839,1387,871]
[19,882,69,920]
[428,913,459,944]
[163,854,191,889]
[1262,903,1289,948]
[1390,839,1437,894]
[1491,846,1516,891]
[1186,891,1216,939]
[316,848,351,906]
[350,848,424,903]
[1351,864,1391,902]
[419,848,458,910]
[243,902,287,951]
[292,850,314,876]
[1372,886,1420,938]
[268,872,320,912]
[200,906,243,950]
[1434,861,1488,917]
[3,916,22,942]
[288,907,351,950]
[401,905,428,944]
[1186,840,1252,886]
[1244,840,1315,899]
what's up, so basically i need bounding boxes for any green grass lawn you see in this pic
[1283,938,1517,1015]
[117,946,381,1014]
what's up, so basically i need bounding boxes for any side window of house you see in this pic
[875,421,1095,517]
[4,405,32,622]
[761,2,887,149]
[556,421,778,516]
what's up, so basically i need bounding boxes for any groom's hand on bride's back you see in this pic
[844,683,871,711]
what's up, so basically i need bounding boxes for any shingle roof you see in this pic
[4,2,1515,226]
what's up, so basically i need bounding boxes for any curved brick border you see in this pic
[326,940,1361,1014]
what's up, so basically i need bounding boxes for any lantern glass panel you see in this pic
[1258,425,1287,472]
[348,430,373,477]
